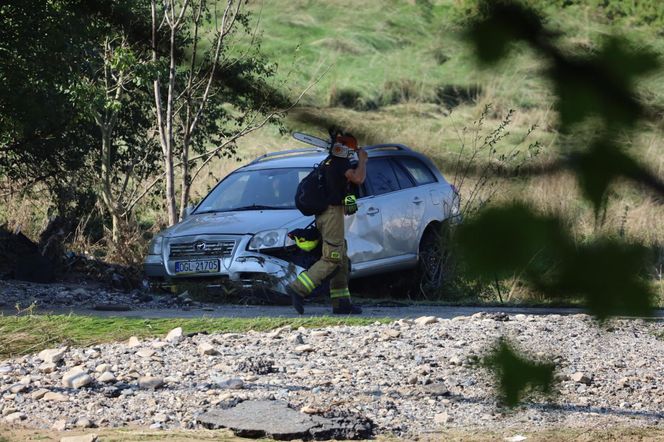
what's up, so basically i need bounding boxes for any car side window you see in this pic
[390,159,415,189]
[366,158,399,195]
[398,157,437,185]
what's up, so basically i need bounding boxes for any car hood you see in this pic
[163,210,310,237]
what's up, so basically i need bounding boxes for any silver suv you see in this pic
[144,143,459,297]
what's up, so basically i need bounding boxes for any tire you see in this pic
[416,223,451,298]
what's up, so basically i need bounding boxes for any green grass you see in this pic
[0,314,389,359]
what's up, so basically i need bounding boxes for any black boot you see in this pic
[287,286,305,315]
[332,297,362,315]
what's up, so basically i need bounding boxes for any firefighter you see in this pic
[287,133,368,315]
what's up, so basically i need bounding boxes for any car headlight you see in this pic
[148,236,163,255]
[248,229,294,251]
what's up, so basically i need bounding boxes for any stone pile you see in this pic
[1,313,663,438]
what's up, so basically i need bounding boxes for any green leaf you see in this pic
[465,1,545,66]
[484,338,555,407]
[573,139,640,211]
[455,203,571,282]
[554,239,655,320]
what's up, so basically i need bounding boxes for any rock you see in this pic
[43,392,69,402]
[165,327,183,344]
[97,372,116,383]
[138,376,164,390]
[38,347,67,364]
[214,378,244,390]
[52,419,68,431]
[434,412,453,424]
[39,362,57,373]
[0,365,12,374]
[127,336,141,347]
[60,435,98,442]
[4,412,26,423]
[381,329,401,339]
[504,436,528,442]
[295,344,315,353]
[62,369,93,389]
[407,375,418,385]
[9,383,27,394]
[414,316,438,326]
[197,400,353,440]
[311,330,329,338]
[421,383,450,396]
[289,334,304,345]
[136,349,156,359]
[76,417,94,428]
[31,388,49,400]
[198,343,220,356]
[94,364,111,373]
[571,372,592,385]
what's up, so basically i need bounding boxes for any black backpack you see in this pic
[295,157,330,216]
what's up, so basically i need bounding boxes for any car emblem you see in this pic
[194,241,206,251]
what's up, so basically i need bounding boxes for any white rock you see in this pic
[571,372,592,385]
[165,327,183,344]
[136,349,156,359]
[39,362,57,373]
[295,344,315,353]
[9,383,27,394]
[127,336,141,348]
[52,418,68,431]
[38,347,67,364]
[504,436,528,442]
[434,412,453,424]
[62,368,93,389]
[198,343,220,356]
[60,435,98,442]
[152,342,169,349]
[43,392,69,402]
[138,376,164,389]
[97,371,116,383]
[75,417,94,428]
[94,364,111,373]
[31,388,49,400]
[4,412,26,423]
[414,316,438,326]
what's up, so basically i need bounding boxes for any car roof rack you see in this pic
[249,147,328,165]
[363,143,411,152]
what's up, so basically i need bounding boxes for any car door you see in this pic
[346,172,384,266]
[376,157,426,257]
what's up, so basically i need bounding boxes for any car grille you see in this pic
[169,240,236,259]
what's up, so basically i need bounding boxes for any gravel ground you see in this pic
[1,313,663,438]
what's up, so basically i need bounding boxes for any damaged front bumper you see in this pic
[143,234,304,296]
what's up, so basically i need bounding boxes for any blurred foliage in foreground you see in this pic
[459,0,663,406]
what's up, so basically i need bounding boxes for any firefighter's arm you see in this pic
[345,149,368,185]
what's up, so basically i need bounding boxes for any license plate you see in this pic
[174,259,220,274]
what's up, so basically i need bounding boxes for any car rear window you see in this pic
[366,158,400,195]
[397,157,437,185]
[391,159,415,189]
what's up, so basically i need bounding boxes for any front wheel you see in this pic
[416,223,452,298]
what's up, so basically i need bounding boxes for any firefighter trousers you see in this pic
[290,205,350,299]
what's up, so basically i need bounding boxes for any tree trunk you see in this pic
[99,126,122,242]
[178,138,191,220]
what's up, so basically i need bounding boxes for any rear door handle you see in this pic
[412,197,423,204]
[367,207,380,215]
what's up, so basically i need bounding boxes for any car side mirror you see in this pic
[183,205,195,219]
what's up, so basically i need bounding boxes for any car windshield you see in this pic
[194,167,311,213]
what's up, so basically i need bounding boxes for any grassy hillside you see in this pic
[220,0,663,250]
